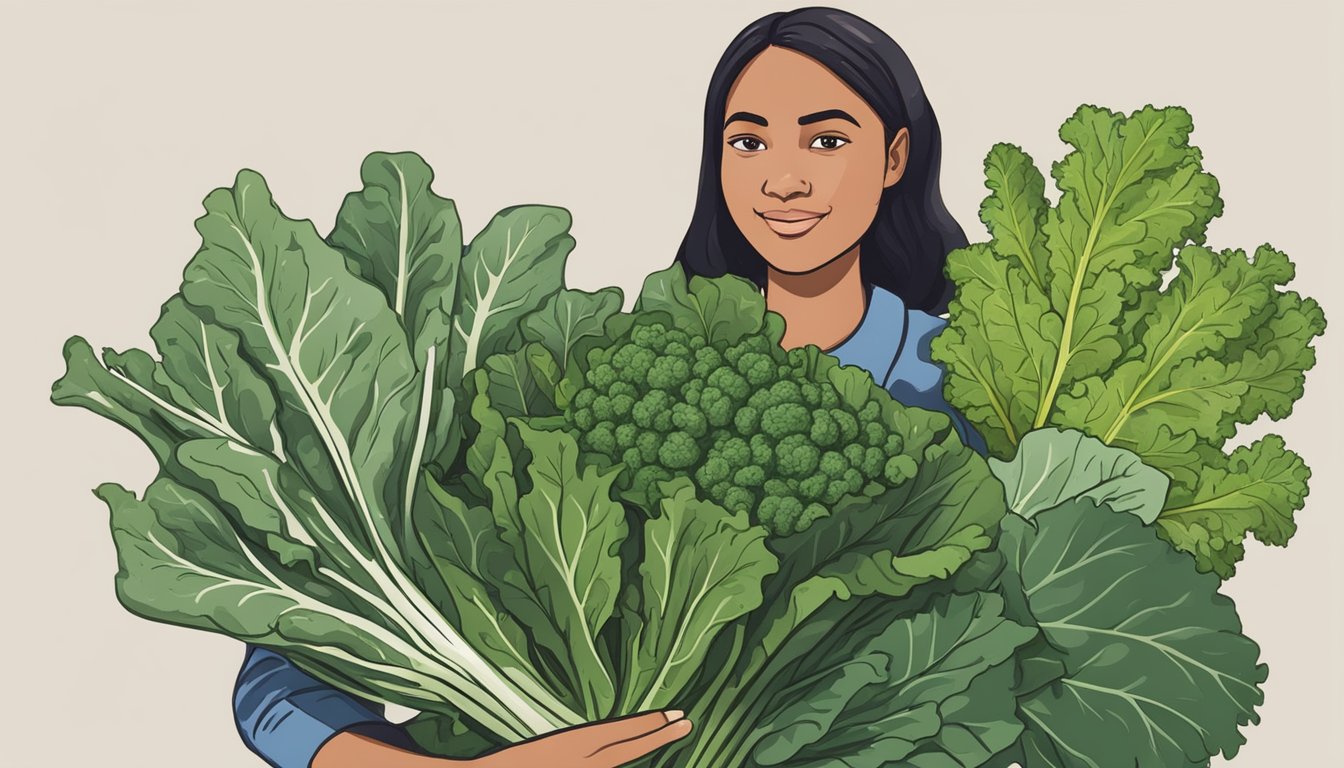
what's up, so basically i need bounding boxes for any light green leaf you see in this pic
[522,287,623,373]
[980,142,1051,291]
[619,477,776,713]
[989,428,1168,523]
[1157,435,1309,577]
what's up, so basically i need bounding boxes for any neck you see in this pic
[765,246,867,351]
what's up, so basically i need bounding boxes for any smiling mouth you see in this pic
[756,209,829,238]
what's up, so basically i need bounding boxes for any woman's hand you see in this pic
[472,710,693,768]
[313,710,692,768]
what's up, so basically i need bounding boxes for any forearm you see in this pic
[314,731,464,768]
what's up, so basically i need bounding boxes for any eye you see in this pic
[811,135,850,150]
[728,136,767,152]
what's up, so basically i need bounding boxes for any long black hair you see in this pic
[674,7,966,314]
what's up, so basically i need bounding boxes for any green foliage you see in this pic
[932,105,1326,577]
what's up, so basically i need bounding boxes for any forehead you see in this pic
[725,46,874,121]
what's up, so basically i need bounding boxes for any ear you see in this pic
[883,127,910,189]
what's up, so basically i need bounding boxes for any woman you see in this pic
[233,7,981,768]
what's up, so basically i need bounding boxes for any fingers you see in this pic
[561,709,685,754]
[587,716,693,768]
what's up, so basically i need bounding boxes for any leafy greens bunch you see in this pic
[931,104,1326,578]
[51,115,1292,768]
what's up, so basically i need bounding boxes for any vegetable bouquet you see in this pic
[53,104,1323,767]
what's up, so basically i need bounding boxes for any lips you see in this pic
[757,209,828,238]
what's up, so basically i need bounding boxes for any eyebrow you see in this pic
[724,111,768,129]
[798,109,860,128]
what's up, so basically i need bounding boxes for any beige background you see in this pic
[2,0,1340,764]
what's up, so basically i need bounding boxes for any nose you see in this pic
[761,172,811,202]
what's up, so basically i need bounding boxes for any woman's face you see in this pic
[721,45,908,275]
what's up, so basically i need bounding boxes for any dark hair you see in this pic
[674,7,967,314]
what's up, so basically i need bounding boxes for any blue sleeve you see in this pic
[885,312,989,458]
[233,644,419,768]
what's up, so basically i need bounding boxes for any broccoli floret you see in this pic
[842,468,864,494]
[736,352,777,386]
[585,421,617,455]
[862,421,886,448]
[759,496,805,536]
[609,381,638,399]
[681,378,705,406]
[592,395,615,422]
[652,409,674,432]
[659,431,701,469]
[734,464,766,488]
[860,446,886,479]
[621,446,643,471]
[884,454,918,486]
[833,410,860,443]
[718,436,752,469]
[621,348,660,384]
[820,386,840,409]
[761,403,811,439]
[664,340,691,358]
[823,479,849,505]
[750,434,775,468]
[842,442,865,468]
[611,394,636,420]
[724,342,747,367]
[587,363,618,390]
[671,402,709,438]
[858,400,881,423]
[801,383,823,408]
[763,478,792,498]
[708,480,731,502]
[700,386,734,428]
[722,486,755,513]
[707,368,751,402]
[633,390,674,428]
[884,433,905,456]
[615,423,639,450]
[747,389,774,411]
[572,407,596,431]
[688,334,707,350]
[775,434,821,478]
[637,431,661,463]
[692,356,719,380]
[768,380,803,405]
[573,387,598,410]
[819,450,848,479]
[632,465,674,498]
[798,474,827,501]
[797,503,828,532]
[734,405,760,435]
[696,457,731,488]
[810,410,840,447]
[629,323,670,354]
[649,355,692,391]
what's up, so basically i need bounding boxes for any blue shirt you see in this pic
[231,283,984,767]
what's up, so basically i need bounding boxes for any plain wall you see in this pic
[2,0,1340,764]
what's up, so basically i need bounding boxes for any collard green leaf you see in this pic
[745,592,1031,768]
[181,169,424,569]
[999,504,1266,767]
[980,143,1052,291]
[492,421,627,720]
[634,264,767,345]
[618,478,776,714]
[328,151,463,370]
[989,428,1168,523]
[449,205,573,381]
[522,287,623,374]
